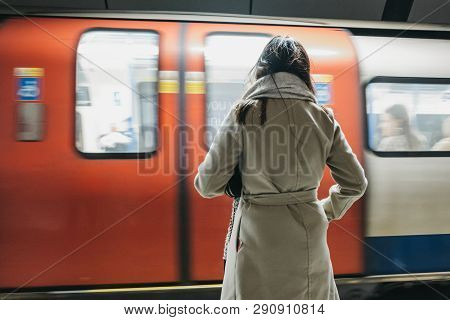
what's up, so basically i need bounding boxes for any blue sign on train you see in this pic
[314,82,332,106]
[17,77,41,101]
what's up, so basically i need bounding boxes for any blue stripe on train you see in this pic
[365,234,450,275]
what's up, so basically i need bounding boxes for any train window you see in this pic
[75,29,159,156]
[204,33,271,146]
[365,78,450,155]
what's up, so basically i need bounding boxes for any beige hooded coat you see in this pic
[194,72,368,300]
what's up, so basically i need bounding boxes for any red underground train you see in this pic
[0,11,449,298]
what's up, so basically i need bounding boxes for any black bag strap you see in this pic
[270,73,298,141]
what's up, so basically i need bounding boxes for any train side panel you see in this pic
[0,17,180,288]
[352,35,450,274]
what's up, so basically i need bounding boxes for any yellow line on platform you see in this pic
[50,283,223,295]
[2,272,449,298]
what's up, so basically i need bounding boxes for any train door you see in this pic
[0,17,181,288]
[184,23,365,280]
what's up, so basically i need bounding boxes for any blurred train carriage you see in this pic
[0,11,449,298]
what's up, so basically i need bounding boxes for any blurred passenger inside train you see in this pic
[377,104,427,151]
[98,123,132,152]
[432,116,450,151]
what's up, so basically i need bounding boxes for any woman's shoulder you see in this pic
[252,98,336,136]
[287,99,336,136]
[310,102,336,128]
[378,135,409,151]
[432,137,450,151]
[266,97,334,117]
[319,105,334,121]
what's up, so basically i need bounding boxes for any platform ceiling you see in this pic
[0,0,449,25]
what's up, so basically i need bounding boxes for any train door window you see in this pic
[365,78,450,155]
[75,29,159,156]
[204,33,271,146]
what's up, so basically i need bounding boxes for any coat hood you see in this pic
[240,71,317,104]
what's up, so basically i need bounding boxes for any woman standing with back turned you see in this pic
[194,36,368,300]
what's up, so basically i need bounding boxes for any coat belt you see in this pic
[241,188,317,206]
